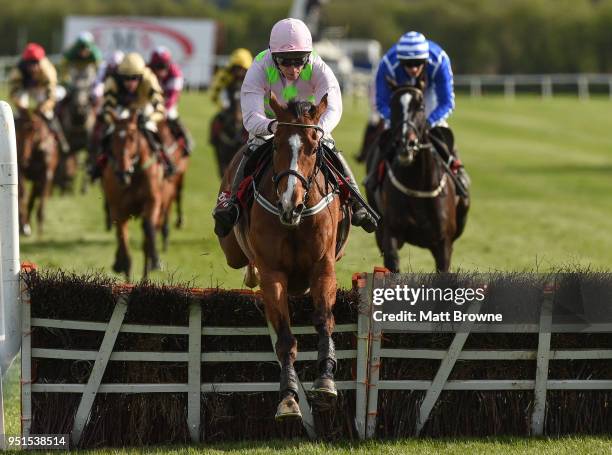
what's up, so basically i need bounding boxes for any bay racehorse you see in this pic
[157,119,190,249]
[210,79,247,178]
[365,86,469,272]
[217,94,350,421]
[15,109,59,236]
[101,110,164,280]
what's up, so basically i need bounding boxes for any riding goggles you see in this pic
[400,59,427,69]
[274,54,310,68]
[121,74,143,82]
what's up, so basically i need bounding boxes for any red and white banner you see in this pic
[64,16,217,86]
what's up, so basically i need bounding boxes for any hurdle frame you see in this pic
[364,268,612,438]
[20,285,372,445]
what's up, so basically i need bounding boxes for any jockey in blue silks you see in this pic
[366,31,470,193]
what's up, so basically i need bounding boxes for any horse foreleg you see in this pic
[36,168,55,236]
[113,218,131,280]
[432,239,452,273]
[382,229,401,273]
[161,213,169,253]
[260,270,300,420]
[27,180,40,236]
[310,258,338,400]
[18,175,31,236]
[175,174,184,229]
[142,217,161,279]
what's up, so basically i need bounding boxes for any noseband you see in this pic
[272,122,324,204]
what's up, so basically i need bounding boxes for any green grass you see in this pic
[4,93,612,453]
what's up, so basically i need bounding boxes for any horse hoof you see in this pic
[21,224,32,237]
[151,259,162,271]
[312,377,338,398]
[275,396,302,421]
[175,218,183,229]
[243,265,260,289]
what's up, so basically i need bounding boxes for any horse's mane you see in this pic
[286,100,316,121]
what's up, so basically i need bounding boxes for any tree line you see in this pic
[3,0,612,73]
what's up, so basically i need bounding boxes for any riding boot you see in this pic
[169,117,194,156]
[48,116,70,154]
[334,148,377,233]
[212,149,250,237]
[449,148,471,193]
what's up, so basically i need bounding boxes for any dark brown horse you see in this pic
[56,69,96,194]
[366,86,469,272]
[101,110,164,280]
[15,109,59,236]
[210,79,247,178]
[157,119,190,250]
[217,94,350,421]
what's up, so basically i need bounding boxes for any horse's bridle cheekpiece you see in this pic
[272,121,324,205]
[253,121,337,220]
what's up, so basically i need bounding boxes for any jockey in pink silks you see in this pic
[212,18,377,237]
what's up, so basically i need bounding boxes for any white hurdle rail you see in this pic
[21,286,372,446]
[364,268,612,438]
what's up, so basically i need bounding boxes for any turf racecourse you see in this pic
[4,93,612,453]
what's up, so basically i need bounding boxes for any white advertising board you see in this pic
[64,16,217,86]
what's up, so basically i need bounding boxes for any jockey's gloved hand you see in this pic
[383,119,391,130]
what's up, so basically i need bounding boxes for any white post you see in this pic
[0,101,20,450]
[0,101,21,373]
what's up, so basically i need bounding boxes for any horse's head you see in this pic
[389,85,428,166]
[269,92,327,227]
[110,109,140,186]
[69,83,92,124]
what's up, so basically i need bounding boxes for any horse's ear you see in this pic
[314,94,328,121]
[385,75,398,91]
[269,92,285,118]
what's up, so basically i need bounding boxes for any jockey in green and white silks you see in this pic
[212,18,377,237]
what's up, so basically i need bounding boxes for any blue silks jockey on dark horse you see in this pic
[364,31,470,272]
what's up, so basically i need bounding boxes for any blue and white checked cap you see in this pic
[397,31,429,60]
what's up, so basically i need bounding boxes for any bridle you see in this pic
[112,124,145,184]
[271,121,324,205]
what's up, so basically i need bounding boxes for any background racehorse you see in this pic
[217,94,350,421]
[15,109,59,236]
[157,119,190,249]
[366,86,468,272]
[210,79,247,177]
[101,110,164,280]
[56,67,96,194]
